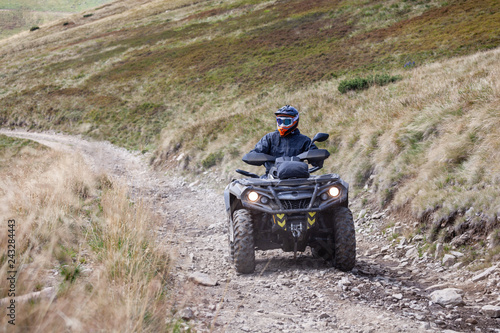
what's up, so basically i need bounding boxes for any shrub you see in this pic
[373,73,402,86]
[30,26,40,31]
[338,77,369,94]
[83,13,94,18]
[338,74,402,93]
[202,151,224,168]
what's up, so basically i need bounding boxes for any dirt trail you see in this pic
[1,129,498,333]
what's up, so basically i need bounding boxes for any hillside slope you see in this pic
[0,0,112,39]
[0,0,499,258]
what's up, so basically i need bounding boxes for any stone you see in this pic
[319,313,330,319]
[381,245,391,253]
[412,234,424,242]
[176,153,185,161]
[450,232,471,247]
[435,243,444,260]
[420,322,431,330]
[405,247,419,259]
[180,307,194,320]
[358,209,368,219]
[471,265,498,282]
[430,288,464,306]
[392,293,403,300]
[188,272,218,286]
[339,277,351,285]
[481,305,500,318]
[372,212,384,219]
[434,319,446,327]
[451,261,466,270]
[450,251,464,258]
[488,232,500,249]
[188,180,200,187]
[365,246,379,256]
[442,254,456,267]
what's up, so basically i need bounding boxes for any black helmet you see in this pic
[275,105,299,137]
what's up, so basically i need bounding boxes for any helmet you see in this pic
[274,105,299,137]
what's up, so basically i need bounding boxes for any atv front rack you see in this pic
[236,174,348,214]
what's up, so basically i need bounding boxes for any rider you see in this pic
[250,105,318,175]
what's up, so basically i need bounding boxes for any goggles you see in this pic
[276,115,297,127]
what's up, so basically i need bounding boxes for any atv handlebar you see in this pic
[242,152,276,166]
[238,132,330,178]
[242,149,330,167]
[235,169,260,178]
[308,166,321,173]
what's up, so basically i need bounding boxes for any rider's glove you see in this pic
[312,160,324,169]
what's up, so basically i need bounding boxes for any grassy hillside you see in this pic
[0,0,499,259]
[0,135,173,331]
[0,0,112,39]
[0,10,68,39]
[0,0,111,12]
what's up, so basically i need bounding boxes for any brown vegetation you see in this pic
[0,0,499,266]
[0,136,173,331]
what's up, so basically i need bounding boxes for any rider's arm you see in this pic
[302,136,318,152]
[249,133,272,154]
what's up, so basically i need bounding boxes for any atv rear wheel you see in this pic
[232,209,255,274]
[331,206,356,271]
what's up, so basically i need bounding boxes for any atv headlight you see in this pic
[260,196,269,204]
[248,191,259,202]
[328,186,340,198]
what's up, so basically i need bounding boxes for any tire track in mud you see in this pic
[1,129,498,333]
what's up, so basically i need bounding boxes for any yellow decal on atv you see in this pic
[273,214,286,228]
[307,212,316,229]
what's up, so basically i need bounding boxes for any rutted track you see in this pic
[1,129,498,333]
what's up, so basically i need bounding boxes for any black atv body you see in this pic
[224,133,356,274]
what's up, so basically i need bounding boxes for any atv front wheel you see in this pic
[332,206,356,271]
[227,217,235,262]
[232,209,255,274]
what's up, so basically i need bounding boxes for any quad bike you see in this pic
[224,133,356,274]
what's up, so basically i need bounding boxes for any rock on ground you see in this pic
[430,288,464,306]
[481,305,500,318]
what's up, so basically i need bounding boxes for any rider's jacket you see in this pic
[250,129,317,174]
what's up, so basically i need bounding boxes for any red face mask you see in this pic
[276,114,299,136]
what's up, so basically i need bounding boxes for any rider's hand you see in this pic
[312,160,324,169]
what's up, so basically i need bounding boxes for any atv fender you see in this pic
[224,182,247,214]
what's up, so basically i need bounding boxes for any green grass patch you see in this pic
[201,151,224,169]
[338,74,402,93]
[0,0,112,12]
[0,134,46,162]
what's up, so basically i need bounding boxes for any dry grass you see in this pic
[0,9,71,39]
[0,0,498,257]
[159,47,500,250]
[0,137,174,332]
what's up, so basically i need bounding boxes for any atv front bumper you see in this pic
[236,174,348,215]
